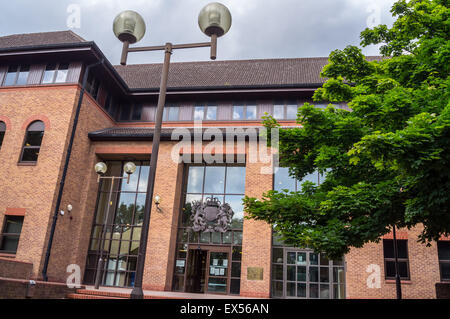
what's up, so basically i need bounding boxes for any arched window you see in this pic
[20,121,45,163]
[0,121,5,150]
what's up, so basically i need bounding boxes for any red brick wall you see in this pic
[345,225,441,299]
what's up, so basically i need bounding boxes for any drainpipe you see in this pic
[42,58,104,282]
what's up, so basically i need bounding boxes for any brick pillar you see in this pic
[142,142,183,291]
[240,161,273,298]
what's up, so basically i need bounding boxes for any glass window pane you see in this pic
[230,279,240,295]
[168,107,179,121]
[231,262,241,277]
[55,64,69,83]
[296,252,307,265]
[21,148,40,162]
[114,193,136,226]
[16,66,29,85]
[138,163,149,192]
[0,236,20,252]
[287,252,296,264]
[310,253,319,265]
[42,64,57,84]
[233,106,244,120]
[384,240,408,259]
[272,248,283,263]
[207,277,227,293]
[4,65,18,86]
[224,195,244,229]
[194,106,204,120]
[246,105,257,120]
[297,283,306,297]
[333,284,345,299]
[187,166,204,193]
[274,167,296,192]
[441,263,450,280]
[273,105,284,119]
[297,266,306,282]
[287,265,295,281]
[272,281,283,298]
[212,231,221,244]
[286,105,298,119]
[204,166,225,194]
[120,104,131,121]
[4,216,24,234]
[233,231,242,245]
[320,267,329,282]
[310,284,319,298]
[232,246,242,261]
[320,284,330,299]
[333,268,345,284]
[320,254,330,266]
[272,264,283,280]
[225,167,246,194]
[121,165,140,192]
[438,242,450,260]
[25,131,44,147]
[134,193,146,225]
[131,104,142,121]
[309,267,318,282]
[223,231,232,244]
[206,106,217,120]
[286,282,295,297]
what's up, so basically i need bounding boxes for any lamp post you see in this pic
[112,2,232,299]
[392,224,402,299]
[93,161,136,290]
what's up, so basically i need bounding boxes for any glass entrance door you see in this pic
[185,246,231,294]
[206,251,229,294]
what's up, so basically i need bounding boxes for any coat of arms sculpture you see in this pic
[190,196,234,233]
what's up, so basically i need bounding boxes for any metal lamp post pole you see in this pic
[129,38,216,300]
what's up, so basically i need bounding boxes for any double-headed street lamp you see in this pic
[112,2,232,299]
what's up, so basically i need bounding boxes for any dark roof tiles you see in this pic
[0,31,86,49]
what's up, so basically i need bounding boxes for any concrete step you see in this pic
[67,289,186,299]
[66,293,125,300]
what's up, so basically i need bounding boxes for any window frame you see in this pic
[193,104,218,121]
[272,101,299,120]
[2,65,30,86]
[438,241,450,282]
[41,63,69,84]
[232,103,258,121]
[0,215,24,254]
[382,239,410,280]
[0,121,6,150]
[19,121,45,164]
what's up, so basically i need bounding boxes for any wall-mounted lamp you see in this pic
[60,204,74,220]
[154,195,161,211]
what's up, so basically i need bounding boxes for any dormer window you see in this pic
[2,65,29,86]
[41,63,69,84]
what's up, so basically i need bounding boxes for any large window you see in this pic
[41,63,69,84]
[173,164,245,294]
[85,72,100,100]
[273,102,298,120]
[0,121,5,150]
[163,105,180,121]
[194,105,217,121]
[383,239,410,280]
[19,121,45,163]
[271,244,345,299]
[274,167,325,192]
[2,65,29,86]
[0,216,24,254]
[233,103,257,120]
[84,161,149,287]
[438,241,450,281]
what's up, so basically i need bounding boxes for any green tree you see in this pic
[243,0,450,259]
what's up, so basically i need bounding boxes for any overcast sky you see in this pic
[0,0,397,65]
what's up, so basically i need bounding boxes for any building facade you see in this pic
[0,31,448,299]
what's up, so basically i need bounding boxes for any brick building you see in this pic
[0,31,448,299]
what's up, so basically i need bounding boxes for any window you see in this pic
[2,65,29,86]
[383,239,410,280]
[83,161,150,287]
[163,106,180,121]
[193,105,217,121]
[41,63,69,84]
[273,102,298,120]
[438,241,450,281]
[86,73,100,100]
[274,167,325,192]
[0,216,24,254]
[0,121,5,150]
[19,121,45,163]
[233,104,257,120]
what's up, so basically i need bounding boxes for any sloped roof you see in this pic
[114,57,330,90]
[0,31,86,49]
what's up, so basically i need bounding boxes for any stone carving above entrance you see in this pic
[190,196,234,233]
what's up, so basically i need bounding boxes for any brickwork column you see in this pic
[142,142,183,291]
[240,161,273,298]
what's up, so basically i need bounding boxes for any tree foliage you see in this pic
[243,0,450,259]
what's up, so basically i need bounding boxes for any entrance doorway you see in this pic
[185,245,231,294]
